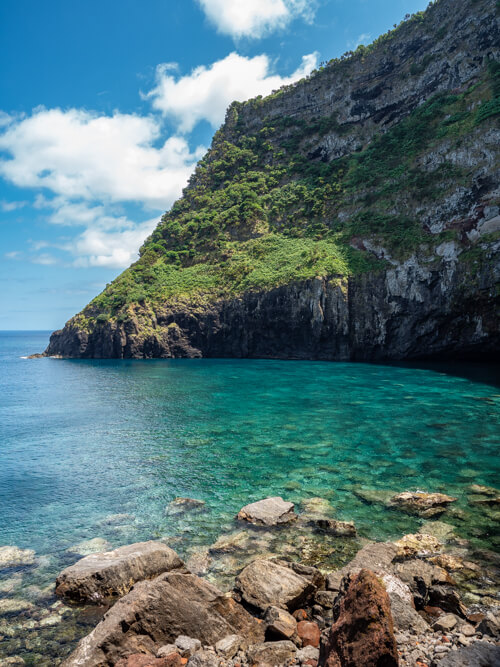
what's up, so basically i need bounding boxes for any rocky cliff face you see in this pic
[45,0,500,361]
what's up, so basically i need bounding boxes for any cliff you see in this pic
[45,0,500,360]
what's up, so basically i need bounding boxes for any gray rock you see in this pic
[235,559,315,612]
[477,612,500,638]
[438,642,500,666]
[237,497,297,526]
[326,571,343,592]
[175,635,201,657]
[247,640,297,666]
[388,592,429,634]
[264,606,297,639]
[157,644,178,658]
[296,645,320,662]
[215,634,243,659]
[62,571,264,666]
[56,540,185,603]
[187,651,219,667]
[339,542,398,577]
[433,613,458,632]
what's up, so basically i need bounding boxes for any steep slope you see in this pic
[45,0,500,360]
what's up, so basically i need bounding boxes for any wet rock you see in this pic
[66,537,112,556]
[394,532,442,558]
[234,559,316,612]
[0,598,35,615]
[247,640,297,666]
[438,641,500,666]
[313,519,356,537]
[433,613,458,632]
[166,498,206,514]
[0,545,36,568]
[322,569,398,667]
[237,497,297,526]
[389,491,457,517]
[297,621,320,647]
[215,634,243,659]
[175,635,201,658]
[264,606,297,639]
[63,571,264,666]
[56,541,185,604]
[209,531,250,553]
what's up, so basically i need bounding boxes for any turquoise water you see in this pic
[0,331,499,663]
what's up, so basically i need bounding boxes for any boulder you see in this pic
[388,592,429,634]
[438,641,500,666]
[234,559,315,612]
[0,545,36,568]
[237,497,297,526]
[393,558,450,608]
[56,541,185,604]
[389,492,457,517]
[175,636,201,658]
[264,606,297,639]
[321,569,398,667]
[247,640,297,666]
[297,621,320,648]
[339,542,398,577]
[215,634,243,659]
[313,519,356,537]
[62,571,264,666]
[393,533,442,559]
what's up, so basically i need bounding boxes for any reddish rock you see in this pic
[322,569,398,667]
[467,612,486,625]
[293,609,308,621]
[115,655,170,667]
[297,621,321,648]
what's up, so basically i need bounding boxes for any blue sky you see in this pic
[0,0,429,330]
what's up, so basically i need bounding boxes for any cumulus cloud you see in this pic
[0,109,204,210]
[147,51,318,132]
[196,0,316,39]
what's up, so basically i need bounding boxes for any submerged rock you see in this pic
[0,545,36,569]
[56,540,184,603]
[67,537,112,556]
[0,598,35,615]
[322,569,398,667]
[209,531,250,553]
[166,498,206,514]
[389,491,457,517]
[237,497,297,526]
[418,520,456,541]
[234,559,316,612]
[313,519,356,537]
[63,571,264,666]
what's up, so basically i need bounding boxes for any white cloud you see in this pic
[0,109,204,210]
[147,51,318,132]
[0,199,28,212]
[197,0,316,39]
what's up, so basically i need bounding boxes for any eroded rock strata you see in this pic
[42,0,500,361]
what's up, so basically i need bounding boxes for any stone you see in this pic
[186,651,219,667]
[459,623,475,637]
[209,531,250,553]
[381,573,413,605]
[234,559,315,612]
[236,497,297,526]
[297,646,320,663]
[313,519,356,537]
[0,598,35,615]
[438,641,500,666]
[433,613,458,632]
[215,634,243,659]
[247,640,297,666]
[175,636,201,658]
[388,592,429,634]
[157,645,178,658]
[322,569,398,667]
[314,590,336,609]
[56,541,185,603]
[428,585,466,617]
[389,492,457,517]
[326,572,343,592]
[166,498,206,514]
[297,621,320,647]
[429,554,464,571]
[264,606,297,639]
[67,537,112,555]
[301,497,335,517]
[115,656,171,667]
[353,488,395,505]
[339,542,398,577]
[393,533,442,559]
[0,545,36,568]
[476,612,500,637]
[62,571,264,666]
[186,549,211,576]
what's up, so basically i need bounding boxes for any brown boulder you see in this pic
[321,569,398,667]
[62,571,264,666]
[56,541,184,604]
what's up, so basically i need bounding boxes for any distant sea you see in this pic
[0,330,499,664]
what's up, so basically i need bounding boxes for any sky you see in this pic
[0,0,430,330]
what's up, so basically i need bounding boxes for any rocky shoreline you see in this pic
[1,491,498,667]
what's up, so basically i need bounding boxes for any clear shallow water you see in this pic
[0,331,499,663]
